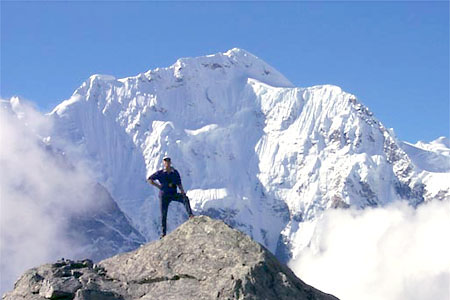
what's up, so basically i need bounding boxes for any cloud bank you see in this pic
[0,98,98,295]
[289,199,450,300]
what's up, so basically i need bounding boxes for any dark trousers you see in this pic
[160,193,193,236]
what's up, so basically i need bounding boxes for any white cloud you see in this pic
[0,98,98,295]
[289,200,450,300]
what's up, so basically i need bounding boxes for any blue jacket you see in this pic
[148,168,181,196]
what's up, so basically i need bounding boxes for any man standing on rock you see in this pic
[147,156,194,238]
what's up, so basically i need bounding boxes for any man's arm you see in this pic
[177,183,185,195]
[149,179,162,190]
[147,172,162,190]
[174,169,185,194]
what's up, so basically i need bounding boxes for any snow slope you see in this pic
[401,137,450,173]
[47,48,450,261]
[400,138,450,203]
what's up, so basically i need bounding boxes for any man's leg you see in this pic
[160,195,170,237]
[173,193,194,217]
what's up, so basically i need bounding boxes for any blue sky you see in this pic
[1,1,448,143]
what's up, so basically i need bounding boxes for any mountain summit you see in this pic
[4,216,338,300]
[46,48,450,262]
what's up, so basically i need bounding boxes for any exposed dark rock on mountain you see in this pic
[68,183,146,262]
[3,216,338,300]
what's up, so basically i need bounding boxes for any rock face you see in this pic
[4,216,338,300]
[67,183,146,262]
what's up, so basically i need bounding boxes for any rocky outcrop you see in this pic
[3,216,338,300]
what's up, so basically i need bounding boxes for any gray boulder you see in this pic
[3,216,338,300]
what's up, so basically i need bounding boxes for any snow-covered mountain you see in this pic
[46,48,449,262]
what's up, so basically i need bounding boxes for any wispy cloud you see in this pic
[0,98,98,295]
[289,199,450,300]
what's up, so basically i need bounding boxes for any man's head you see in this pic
[163,156,171,169]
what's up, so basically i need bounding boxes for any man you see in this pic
[147,156,194,238]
